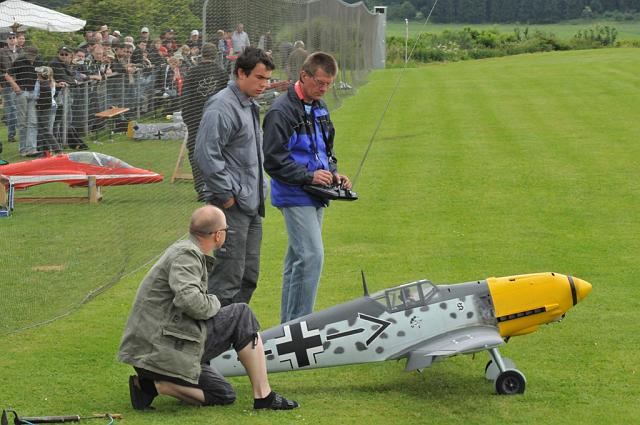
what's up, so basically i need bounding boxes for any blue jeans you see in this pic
[15,90,38,155]
[280,206,324,323]
[2,87,17,139]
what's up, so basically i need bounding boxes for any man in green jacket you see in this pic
[118,205,298,410]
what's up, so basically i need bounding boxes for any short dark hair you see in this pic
[302,51,338,78]
[24,46,38,56]
[234,46,274,77]
[201,42,217,60]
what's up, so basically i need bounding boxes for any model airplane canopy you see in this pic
[0,152,163,189]
[0,0,86,32]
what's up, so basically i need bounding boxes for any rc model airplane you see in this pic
[0,152,163,189]
[211,272,592,395]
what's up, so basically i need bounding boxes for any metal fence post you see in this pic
[136,73,141,120]
[83,82,89,136]
[62,86,68,146]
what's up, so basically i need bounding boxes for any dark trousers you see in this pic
[36,108,61,153]
[186,124,206,201]
[207,205,262,305]
[134,303,260,406]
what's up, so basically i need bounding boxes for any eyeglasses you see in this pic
[208,227,229,235]
[308,73,332,89]
[59,52,70,56]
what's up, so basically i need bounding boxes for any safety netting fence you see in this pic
[0,0,385,335]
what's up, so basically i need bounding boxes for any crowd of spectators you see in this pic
[1,22,306,157]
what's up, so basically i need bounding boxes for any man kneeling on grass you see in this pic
[117,205,298,411]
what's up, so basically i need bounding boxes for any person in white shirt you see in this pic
[231,23,250,54]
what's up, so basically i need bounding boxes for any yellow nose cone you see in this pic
[572,276,592,303]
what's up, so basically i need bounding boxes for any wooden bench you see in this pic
[95,107,130,142]
[1,175,102,207]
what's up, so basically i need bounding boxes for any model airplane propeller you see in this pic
[211,272,592,395]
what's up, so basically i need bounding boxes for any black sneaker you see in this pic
[254,391,299,410]
[128,375,155,410]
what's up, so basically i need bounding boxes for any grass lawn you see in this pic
[386,19,640,41]
[1,47,639,424]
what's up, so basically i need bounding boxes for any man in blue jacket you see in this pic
[263,52,351,323]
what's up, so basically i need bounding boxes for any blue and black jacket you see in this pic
[263,84,338,207]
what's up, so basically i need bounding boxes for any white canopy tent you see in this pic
[0,0,86,32]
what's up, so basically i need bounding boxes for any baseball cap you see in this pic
[59,46,72,54]
[99,25,109,32]
[6,32,17,40]
[140,27,149,33]
[112,30,121,37]
[164,28,174,34]
[191,30,199,36]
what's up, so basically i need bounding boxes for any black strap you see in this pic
[250,103,265,217]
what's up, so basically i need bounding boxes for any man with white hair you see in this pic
[187,29,202,49]
[286,40,308,82]
[231,23,250,54]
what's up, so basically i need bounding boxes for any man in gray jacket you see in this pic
[118,205,298,410]
[195,47,274,306]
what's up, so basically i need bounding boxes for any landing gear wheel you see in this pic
[495,370,526,395]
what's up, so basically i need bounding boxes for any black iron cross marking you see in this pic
[276,322,323,368]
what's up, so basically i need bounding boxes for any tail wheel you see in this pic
[495,370,526,395]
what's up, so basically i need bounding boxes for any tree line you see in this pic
[346,0,639,23]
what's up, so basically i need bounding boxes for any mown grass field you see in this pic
[386,19,640,41]
[1,47,639,424]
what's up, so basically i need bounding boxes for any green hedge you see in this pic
[386,25,625,65]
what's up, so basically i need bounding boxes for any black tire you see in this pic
[495,370,526,395]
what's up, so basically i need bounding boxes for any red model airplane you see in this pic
[0,152,163,190]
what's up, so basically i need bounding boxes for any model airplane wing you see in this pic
[400,325,504,371]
